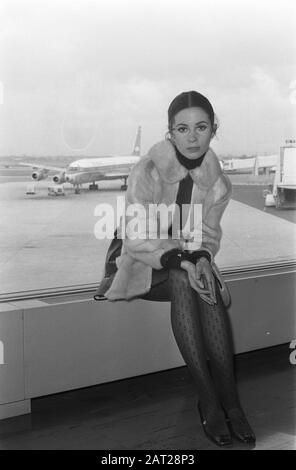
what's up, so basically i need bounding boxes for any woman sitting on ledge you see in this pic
[95,90,256,448]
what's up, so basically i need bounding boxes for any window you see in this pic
[0,0,295,300]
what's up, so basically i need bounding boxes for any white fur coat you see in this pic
[103,139,232,301]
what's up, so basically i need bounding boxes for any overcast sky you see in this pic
[0,0,295,157]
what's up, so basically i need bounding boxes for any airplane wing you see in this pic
[19,162,66,172]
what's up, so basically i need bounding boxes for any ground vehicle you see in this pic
[48,186,65,196]
[26,184,36,195]
[264,140,296,208]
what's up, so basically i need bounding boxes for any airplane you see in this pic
[21,126,141,194]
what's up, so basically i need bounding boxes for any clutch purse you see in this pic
[211,262,231,308]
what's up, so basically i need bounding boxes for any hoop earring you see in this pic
[165,131,171,140]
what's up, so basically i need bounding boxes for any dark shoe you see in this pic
[197,401,233,447]
[224,407,256,445]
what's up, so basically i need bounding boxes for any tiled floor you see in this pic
[0,344,295,450]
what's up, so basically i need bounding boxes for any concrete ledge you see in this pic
[0,269,295,420]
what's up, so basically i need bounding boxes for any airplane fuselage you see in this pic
[64,156,140,185]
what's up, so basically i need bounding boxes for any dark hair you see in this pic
[168,90,216,132]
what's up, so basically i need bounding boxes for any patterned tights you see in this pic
[142,268,242,432]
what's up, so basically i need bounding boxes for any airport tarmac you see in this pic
[0,175,295,296]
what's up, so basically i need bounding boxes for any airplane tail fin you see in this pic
[132,126,141,156]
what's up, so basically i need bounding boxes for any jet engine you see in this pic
[53,172,66,184]
[32,169,49,181]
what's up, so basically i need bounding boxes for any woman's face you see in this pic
[170,107,215,160]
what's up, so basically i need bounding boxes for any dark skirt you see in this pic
[94,267,170,301]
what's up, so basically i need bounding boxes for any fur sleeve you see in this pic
[200,173,232,261]
[121,159,181,269]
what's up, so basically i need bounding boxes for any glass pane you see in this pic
[0,0,295,296]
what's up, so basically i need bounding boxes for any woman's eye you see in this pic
[177,127,188,133]
[197,125,207,131]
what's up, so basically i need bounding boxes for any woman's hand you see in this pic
[180,257,217,305]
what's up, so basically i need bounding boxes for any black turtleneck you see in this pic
[174,146,206,223]
[175,146,206,169]
[163,146,211,268]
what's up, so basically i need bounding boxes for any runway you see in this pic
[0,173,295,295]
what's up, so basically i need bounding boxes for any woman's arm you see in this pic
[122,159,182,269]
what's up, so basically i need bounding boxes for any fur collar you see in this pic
[147,139,222,190]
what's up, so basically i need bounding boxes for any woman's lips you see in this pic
[187,146,200,152]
